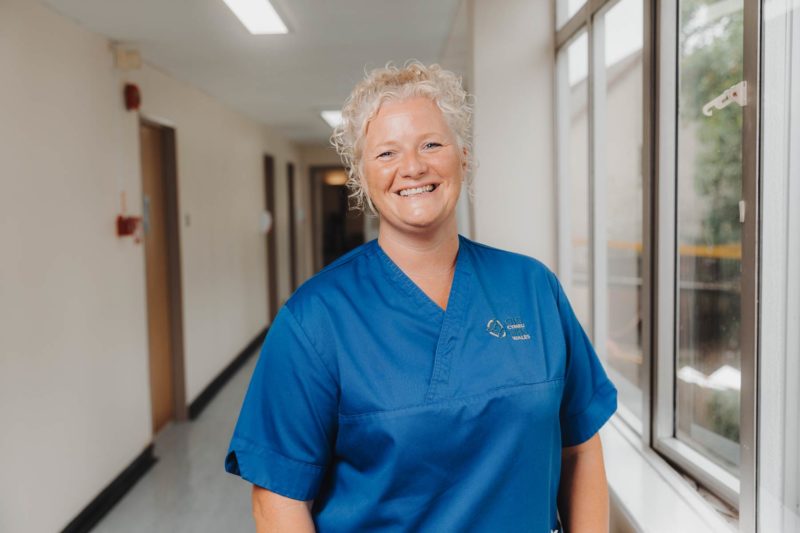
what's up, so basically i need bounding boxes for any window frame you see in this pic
[759,3,800,530]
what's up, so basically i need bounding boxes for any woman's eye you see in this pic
[424,142,442,149]
[377,151,393,159]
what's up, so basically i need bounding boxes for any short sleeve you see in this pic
[224,304,339,501]
[550,272,618,447]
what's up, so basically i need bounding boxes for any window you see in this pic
[556,30,592,333]
[555,0,764,525]
[557,0,588,29]
[598,0,645,425]
[674,0,744,477]
[556,0,645,429]
[652,0,756,512]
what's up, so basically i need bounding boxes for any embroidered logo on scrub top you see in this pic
[486,319,506,338]
[505,316,531,341]
[487,317,531,341]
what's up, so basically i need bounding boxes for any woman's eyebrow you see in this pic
[370,140,399,151]
[368,131,449,151]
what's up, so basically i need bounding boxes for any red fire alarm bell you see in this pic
[116,192,143,243]
[116,215,140,236]
[124,83,141,111]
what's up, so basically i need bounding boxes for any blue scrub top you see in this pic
[225,234,617,532]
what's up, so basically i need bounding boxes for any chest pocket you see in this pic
[447,311,552,399]
[498,314,548,380]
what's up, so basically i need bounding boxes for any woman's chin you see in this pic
[383,208,454,233]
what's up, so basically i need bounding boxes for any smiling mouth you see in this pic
[398,184,438,197]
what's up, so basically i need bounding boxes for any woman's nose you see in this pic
[399,151,427,178]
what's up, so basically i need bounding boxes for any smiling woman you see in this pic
[224,61,617,532]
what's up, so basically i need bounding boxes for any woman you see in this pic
[225,62,617,532]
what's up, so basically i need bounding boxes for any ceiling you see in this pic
[43,0,465,144]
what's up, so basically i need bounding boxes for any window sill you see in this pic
[602,417,737,532]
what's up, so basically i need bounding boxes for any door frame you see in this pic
[309,165,347,272]
[140,116,187,423]
[287,162,298,292]
[264,155,279,323]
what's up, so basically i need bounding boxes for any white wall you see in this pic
[0,1,298,531]
[439,0,472,91]
[0,2,151,532]
[470,0,556,267]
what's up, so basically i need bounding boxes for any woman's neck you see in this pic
[377,218,460,278]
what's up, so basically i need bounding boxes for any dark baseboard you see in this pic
[61,444,157,533]
[188,326,268,420]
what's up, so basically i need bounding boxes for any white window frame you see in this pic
[758,2,800,530]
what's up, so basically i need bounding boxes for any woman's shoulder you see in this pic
[284,239,376,315]
[319,239,377,274]
[461,235,558,288]
[273,243,378,371]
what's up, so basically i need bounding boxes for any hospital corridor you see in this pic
[1,0,799,532]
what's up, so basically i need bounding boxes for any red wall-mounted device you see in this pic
[124,83,141,111]
[117,215,141,237]
[116,192,143,243]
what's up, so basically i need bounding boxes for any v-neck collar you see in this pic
[374,234,470,318]
[373,234,473,403]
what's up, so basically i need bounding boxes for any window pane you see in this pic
[675,0,743,475]
[602,0,644,422]
[557,0,588,29]
[562,31,591,333]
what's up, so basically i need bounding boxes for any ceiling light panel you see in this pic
[321,110,343,128]
[221,0,288,34]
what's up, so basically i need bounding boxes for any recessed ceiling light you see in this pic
[321,110,343,129]
[221,0,288,35]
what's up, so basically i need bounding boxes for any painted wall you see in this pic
[0,1,298,531]
[470,0,557,268]
[0,3,150,532]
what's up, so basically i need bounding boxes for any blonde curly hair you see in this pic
[330,60,475,216]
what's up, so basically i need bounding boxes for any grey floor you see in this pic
[93,356,257,533]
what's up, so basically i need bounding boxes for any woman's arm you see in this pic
[557,433,610,532]
[251,485,316,532]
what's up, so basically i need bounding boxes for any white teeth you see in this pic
[399,184,435,197]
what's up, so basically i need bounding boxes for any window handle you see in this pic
[702,81,747,117]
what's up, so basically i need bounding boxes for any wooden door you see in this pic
[264,155,278,324]
[140,122,175,433]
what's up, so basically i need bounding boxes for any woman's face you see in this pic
[361,96,464,236]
